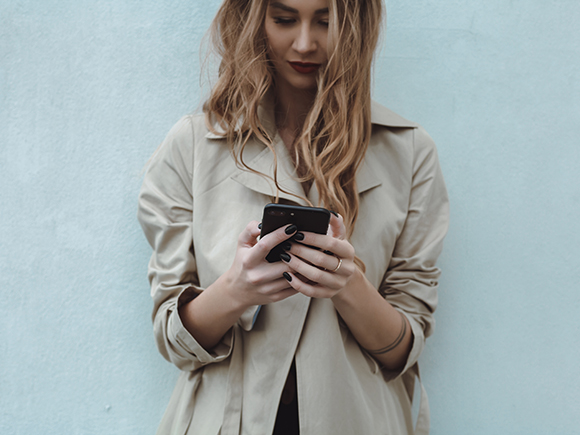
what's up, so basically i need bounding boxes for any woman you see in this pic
[138,0,449,434]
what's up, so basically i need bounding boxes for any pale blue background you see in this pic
[1,1,579,434]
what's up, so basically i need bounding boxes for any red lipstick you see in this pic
[288,61,321,74]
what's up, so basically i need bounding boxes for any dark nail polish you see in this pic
[285,224,298,235]
[283,272,292,282]
[323,250,334,256]
[330,210,339,218]
[293,232,304,241]
[280,252,291,263]
[281,242,292,251]
[258,223,262,229]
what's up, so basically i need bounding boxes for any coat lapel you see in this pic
[225,134,382,205]
[229,137,309,205]
[206,96,392,206]
[357,157,382,194]
[229,140,382,206]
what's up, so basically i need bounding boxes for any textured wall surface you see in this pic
[1,1,579,434]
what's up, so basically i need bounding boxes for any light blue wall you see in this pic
[1,1,579,434]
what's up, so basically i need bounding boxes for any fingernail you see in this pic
[280,252,291,262]
[323,250,334,256]
[283,272,292,282]
[293,232,304,241]
[258,223,262,229]
[330,210,339,217]
[281,242,292,251]
[285,224,298,235]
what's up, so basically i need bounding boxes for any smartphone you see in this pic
[260,203,331,262]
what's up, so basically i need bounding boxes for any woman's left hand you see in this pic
[280,213,356,298]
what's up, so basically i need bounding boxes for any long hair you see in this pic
[204,0,384,245]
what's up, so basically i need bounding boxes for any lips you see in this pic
[288,61,321,74]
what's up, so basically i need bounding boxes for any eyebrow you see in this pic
[269,2,329,15]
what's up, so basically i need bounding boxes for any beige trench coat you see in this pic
[138,99,449,435]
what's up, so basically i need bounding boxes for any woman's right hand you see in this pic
[178,220,298,351]
[222,220,299,309]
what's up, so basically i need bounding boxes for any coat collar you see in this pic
[204,96,416,205]
[204,98,417,137]
[370,100,417,128]
[230,137,310,205]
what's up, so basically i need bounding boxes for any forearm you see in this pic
[331,268,413,370]
[178,222,301,351]
[178,272,248,351]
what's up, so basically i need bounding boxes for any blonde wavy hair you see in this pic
[204,0,384,243]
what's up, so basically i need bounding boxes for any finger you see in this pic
[240,276,296,304]
[328,212,346,240]
[281,252,343,289]
[247,261,296,285]
[238,220,262,247]
[292,232,354,260]
[282,271,336,299]
[256,276,297,295]
[286,243,347,274]
[249,224,298,262]
[270,286,299,302]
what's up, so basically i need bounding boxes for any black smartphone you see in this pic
[260,203,331,263]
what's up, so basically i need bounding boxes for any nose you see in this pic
[292,24,317,54]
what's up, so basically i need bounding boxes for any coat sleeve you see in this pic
[137,116,236,372]
[379,126,449,378]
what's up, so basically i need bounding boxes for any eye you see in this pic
[273,17,296,25]
[319,20,329,27]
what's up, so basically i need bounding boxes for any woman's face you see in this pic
[264,0,329,93]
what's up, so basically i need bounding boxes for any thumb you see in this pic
[328,212,346,240]
[238,220,262,247]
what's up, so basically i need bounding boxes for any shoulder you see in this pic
[147,113,217,169]
[370,100,418,128]
[367,102,442,187]
[160,113,206,150]
[370,100,437,158]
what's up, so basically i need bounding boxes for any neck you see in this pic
[273,81,317,140]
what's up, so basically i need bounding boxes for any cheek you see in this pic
[264,24,279,58]
[270,47,288,67]
[319,34,329,61]
[264,25,291,61]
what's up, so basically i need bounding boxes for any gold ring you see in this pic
[331,257,342,273]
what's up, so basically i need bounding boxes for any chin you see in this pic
[292,82,318,92]
[285,76,318,92]
[273,68,319,94]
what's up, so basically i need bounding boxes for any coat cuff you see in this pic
[238,305,262,331]
[168,287,234,365]
[382,311,425,381]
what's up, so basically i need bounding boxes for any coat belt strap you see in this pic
[220,328,244,434]
[412,363,430,435]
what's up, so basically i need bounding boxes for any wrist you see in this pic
[331,267,365,307]
[212,269,252,315]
